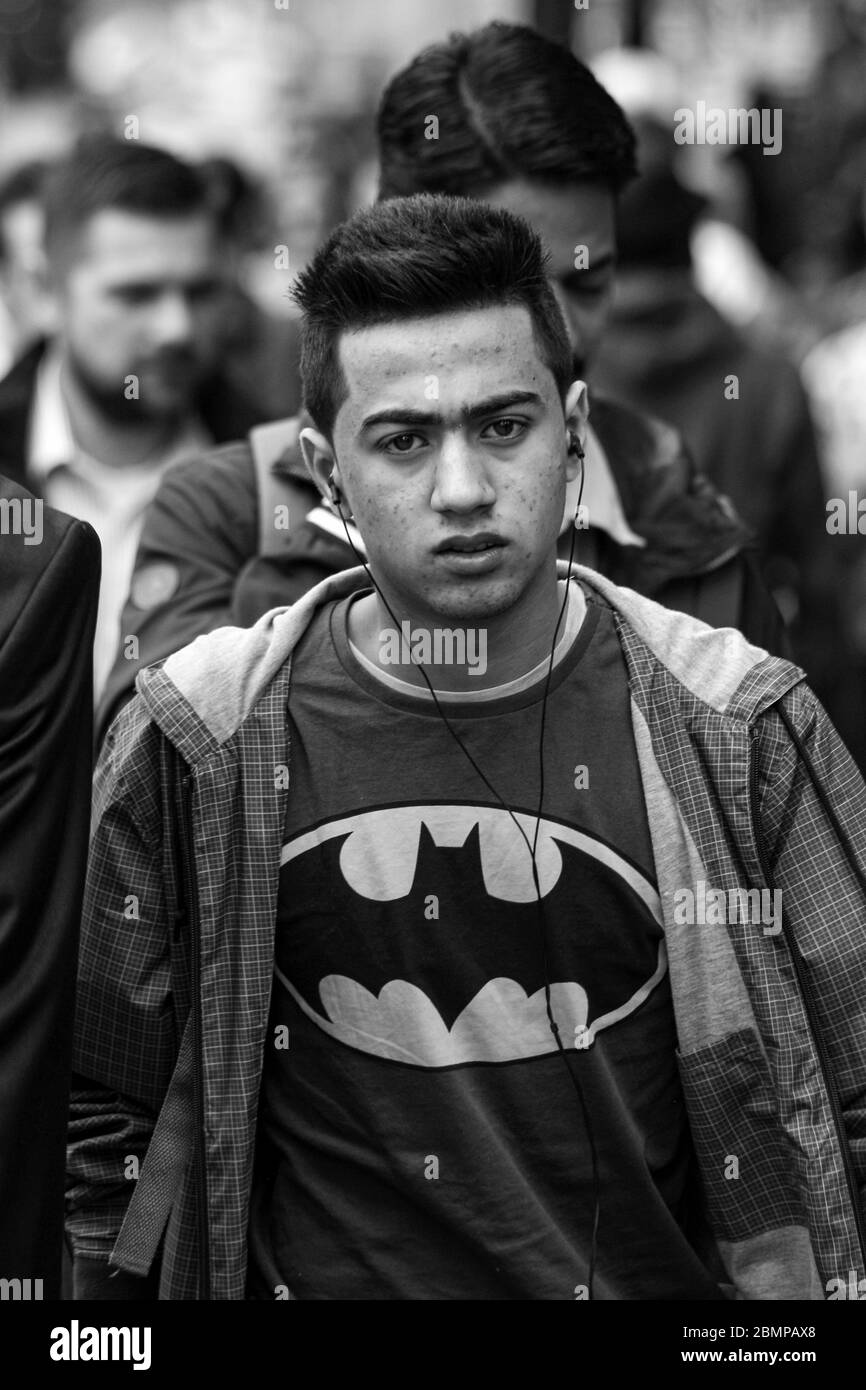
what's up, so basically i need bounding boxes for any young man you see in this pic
[96,22,786,743]
[67,197,866,1301]
[0,136,265,700]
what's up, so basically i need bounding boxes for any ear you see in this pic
[563,379,589,481]
[299,426,338,503]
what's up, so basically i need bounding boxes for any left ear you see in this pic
[563,379,589,480]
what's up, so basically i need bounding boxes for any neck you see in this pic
[348,568,580,693]
[59,356,179,467]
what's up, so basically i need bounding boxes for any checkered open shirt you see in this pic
[66,566,866,1299]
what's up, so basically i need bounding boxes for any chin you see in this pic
[421,577,526,623]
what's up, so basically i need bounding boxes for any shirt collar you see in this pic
[27,344,212,481]
[563,420,646,548]
[27,345,75,482]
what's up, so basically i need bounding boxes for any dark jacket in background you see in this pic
[0,476,100,1296]
[97,396,790,742]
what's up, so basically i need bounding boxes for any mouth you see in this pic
[434,534,507,574]
[435,533,505,555]
[142,354,198,380]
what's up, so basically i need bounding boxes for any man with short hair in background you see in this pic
[0,135,265,701]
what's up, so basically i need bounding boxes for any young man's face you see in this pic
[303,303,586,627]
[482,181,617,375]
[52,208,225,421]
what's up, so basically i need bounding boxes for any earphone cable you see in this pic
[330,445,600,1296]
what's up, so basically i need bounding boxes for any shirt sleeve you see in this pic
[66,700,178,1288]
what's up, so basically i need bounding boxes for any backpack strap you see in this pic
[249,418,318,558]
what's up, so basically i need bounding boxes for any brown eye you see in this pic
[481,418,525,440]
[380,432,426,455]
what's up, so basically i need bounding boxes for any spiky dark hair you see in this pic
[292,193,572,435]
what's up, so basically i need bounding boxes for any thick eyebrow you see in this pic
[359,390,545,433]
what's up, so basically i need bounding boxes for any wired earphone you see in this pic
[328,426,601,1298]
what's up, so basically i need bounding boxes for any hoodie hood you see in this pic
[136,563,804,758]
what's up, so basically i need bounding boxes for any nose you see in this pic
[150,289,195,345]
[430,431,495,513]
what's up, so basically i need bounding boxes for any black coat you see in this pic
[0,474,100,1296]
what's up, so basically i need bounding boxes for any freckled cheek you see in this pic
[355,490,417,537]
[512,472,562,516]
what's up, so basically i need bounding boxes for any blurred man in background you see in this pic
[0,135,265,701]
[379,25,859,749]
[0,475,99,1299]
[99,22,787,742]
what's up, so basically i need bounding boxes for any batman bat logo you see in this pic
[276,804,665,1069]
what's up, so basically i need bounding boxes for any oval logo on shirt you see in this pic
[277,805,666,1068]
[130,562,180,610]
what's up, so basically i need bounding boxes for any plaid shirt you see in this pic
[67,564,866,1299]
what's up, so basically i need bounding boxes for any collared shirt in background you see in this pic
[27,347,210,700]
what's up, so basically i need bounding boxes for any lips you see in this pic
[435,532,505,555]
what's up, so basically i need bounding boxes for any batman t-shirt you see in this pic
[247,583,724,1301]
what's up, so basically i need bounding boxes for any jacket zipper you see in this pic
[749,725,866,1265]
[180,770,212,1300]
